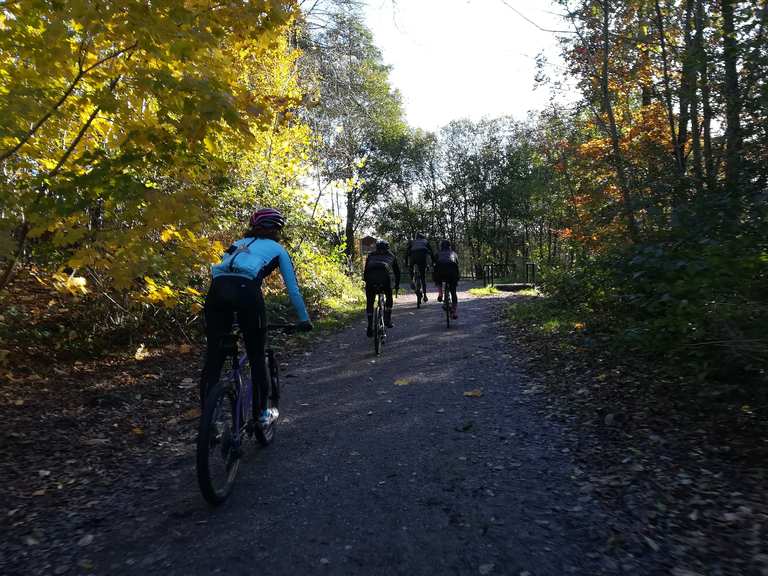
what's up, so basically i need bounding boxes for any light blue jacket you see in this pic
[211,237,309,322]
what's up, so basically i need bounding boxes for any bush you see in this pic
[538,236,768,382]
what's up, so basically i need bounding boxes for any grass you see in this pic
[506,292,585,337]
[314,293,366,332]
[264,289,365,353]
[468,285,500,296]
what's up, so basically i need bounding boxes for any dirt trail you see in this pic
[66,284,628,576]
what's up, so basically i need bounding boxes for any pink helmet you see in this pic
[249,207,286,230]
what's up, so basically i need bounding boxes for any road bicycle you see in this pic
[372,286,387,355]
[196,322,292,506]
[442,281,454,329]
[411,266,424,308]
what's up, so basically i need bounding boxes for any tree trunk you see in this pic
[344,191,357,265]
[695,0,715,192]
[602,0,640,241]
[720,0,743,220]
[684,0,704,196]
[0,222,29,291]
[654,1,684,175]
[638,4,653,106]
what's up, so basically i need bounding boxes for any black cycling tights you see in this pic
[365,278,393,313]
[201,276,267,417]
[412,262,428,294]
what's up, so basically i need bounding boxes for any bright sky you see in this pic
[363,0,569,132]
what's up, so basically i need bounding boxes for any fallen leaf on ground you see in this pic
[182,408,201,420]
[134,344,149,360]
[394,378,412,386]
[179,378,195,389]
[644,535,660,551]
[82,437,109,446]
[77,534,94,547]
[464,389,483,397]
[131,427,144,436]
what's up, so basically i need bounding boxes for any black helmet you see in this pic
[376,239,390,251]
[440,239,451,250]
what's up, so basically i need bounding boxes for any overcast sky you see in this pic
[363,0,569,132]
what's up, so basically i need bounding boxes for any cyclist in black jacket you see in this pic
[405,233,434,301]
[363,240,401,337]
[433,239,460,319]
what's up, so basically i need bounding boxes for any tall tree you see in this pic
[0,0,304,295]
[299,6,405,264]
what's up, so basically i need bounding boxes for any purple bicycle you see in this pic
[196,323,293,506]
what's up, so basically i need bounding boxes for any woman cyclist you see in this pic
[433,239,460,319]
[201,208,312,427]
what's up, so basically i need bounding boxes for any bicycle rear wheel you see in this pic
[196,381,241,505]
[255,350,279,446]
[374,306,382,355]
[415,271,422,308]
[444,284,451,328]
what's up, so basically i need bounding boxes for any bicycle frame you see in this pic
[229,352,252,451]
[412,267,421,289]
[374,289,387,354]
[442,281,454,327]
[227,323,290,445]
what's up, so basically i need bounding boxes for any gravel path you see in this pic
[93,286,615,575]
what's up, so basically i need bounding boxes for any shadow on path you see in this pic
[95,285,616,575]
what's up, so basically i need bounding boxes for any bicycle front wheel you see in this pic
[444,285,451,329]
[416,275,422,308]
[196,381,241,505]
[374,306,383,355]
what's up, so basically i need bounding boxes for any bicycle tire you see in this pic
[416,273,422,309]
[379,308,386,354]
[196,381,241,506]
[374,304,382,355]
[444,283,451,329]
[255,351,279,446]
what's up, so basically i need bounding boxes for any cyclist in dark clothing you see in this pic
[405,232,434,301]
[433,239,460,319]
[363,239,401,337]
